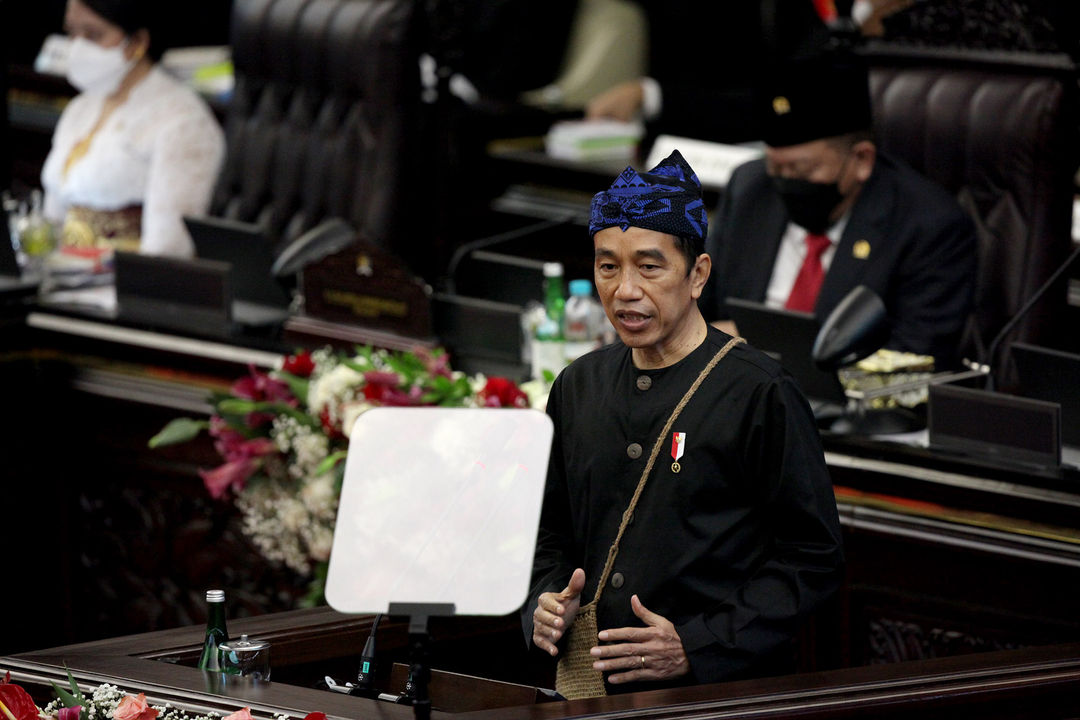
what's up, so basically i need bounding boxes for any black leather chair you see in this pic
[211,0,420,271]
[865,45,1078,384]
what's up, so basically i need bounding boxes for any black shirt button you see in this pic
[627,443,642,459]
[611,572,625,589]
[636,375,652,391]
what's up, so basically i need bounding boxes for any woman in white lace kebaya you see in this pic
[40,0,225,257]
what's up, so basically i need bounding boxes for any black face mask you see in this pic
[770,176,845,234]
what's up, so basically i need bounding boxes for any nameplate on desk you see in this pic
[114,251,232,336]
[645,135,762,189]
[301,239,431,338]
[928,384,1061,470]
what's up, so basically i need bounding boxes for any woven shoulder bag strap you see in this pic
[589,335,745,604]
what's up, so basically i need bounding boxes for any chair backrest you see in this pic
[865,45,1078,380]
[211,0,419,266]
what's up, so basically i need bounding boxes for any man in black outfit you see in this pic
[524,150,843,697]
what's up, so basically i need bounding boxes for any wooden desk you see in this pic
[5,608,1080,719]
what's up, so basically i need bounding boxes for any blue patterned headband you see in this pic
[589,149,707,245]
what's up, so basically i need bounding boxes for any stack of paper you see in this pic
[544,119,644,162]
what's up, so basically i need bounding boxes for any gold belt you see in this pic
[62,205,142,252]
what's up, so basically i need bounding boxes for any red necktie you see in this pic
[784,232,832,312]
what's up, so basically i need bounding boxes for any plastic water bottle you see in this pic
[564,279,602,341]
[563,279,606,363]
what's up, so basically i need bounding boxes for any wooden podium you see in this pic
[4,606,1080,719]
[386,664,557,712]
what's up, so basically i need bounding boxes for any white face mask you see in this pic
[65,36,136,95]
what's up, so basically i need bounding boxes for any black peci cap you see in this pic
[759,49,873,148]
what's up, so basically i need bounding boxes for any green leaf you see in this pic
[215,398,261,415]
[216,399,318,428]
[331,459,346,492]
[51,683,79,708]
[315,450,347,476]
[51,667,86,709]
[66,668,81,698]
[148,418,209,448]
[274,371,310,404]
[542,369,556,383]
[341,358,373,375]
[298,561,329,608]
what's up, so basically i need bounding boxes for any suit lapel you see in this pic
[818,164,893,314]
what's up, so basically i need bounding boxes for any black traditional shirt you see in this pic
[524,326,843,693]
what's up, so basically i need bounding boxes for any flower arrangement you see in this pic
[0,671,323,720]
[151,345,545,605]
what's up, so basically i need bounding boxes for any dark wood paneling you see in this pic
[6,608,1080,719]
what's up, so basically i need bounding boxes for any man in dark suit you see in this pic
[701,49,977,366]
[585,0,829,145]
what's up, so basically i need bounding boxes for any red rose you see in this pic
[478,377,529,408]
[282,350,316,377]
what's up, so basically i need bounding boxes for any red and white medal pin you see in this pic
[671,431,685,473]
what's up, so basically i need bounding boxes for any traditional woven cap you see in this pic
[589,149,707,246]
[760,49,872,147]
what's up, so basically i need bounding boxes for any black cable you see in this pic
[443,216,573,293]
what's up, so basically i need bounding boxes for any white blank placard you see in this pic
[325,407,554,617]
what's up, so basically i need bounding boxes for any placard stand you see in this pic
[387,602,455,720]
[324,407,553,716]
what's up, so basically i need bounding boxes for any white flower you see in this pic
[307,363,365,427]
[468,372,487,395]
[277,497,308,532]
[339,400,374,439]
[306,524,334,562]
[300,473,337,515]
[519,379,551,411]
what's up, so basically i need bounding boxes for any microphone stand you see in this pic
[443,216,573,294]
[984,241,1080,392]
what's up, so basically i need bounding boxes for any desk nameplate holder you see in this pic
[325,407,554,719]
[929,383,1062,471]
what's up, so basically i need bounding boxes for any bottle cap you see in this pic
[535,317,560,341]
[206,589,225,602]
[543,262,564,278]
[568,279,593,296]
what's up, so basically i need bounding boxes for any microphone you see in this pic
[812,285,890,370]
[984,241,1080,391]
[443,216,574,294]
[350,613,382,696]
[271,217,357,278]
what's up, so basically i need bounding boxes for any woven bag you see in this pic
[554,337,744,700]
[555,601,604,698]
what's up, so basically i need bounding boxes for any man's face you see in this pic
[764,137,875,223]
[593,226,710,367]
